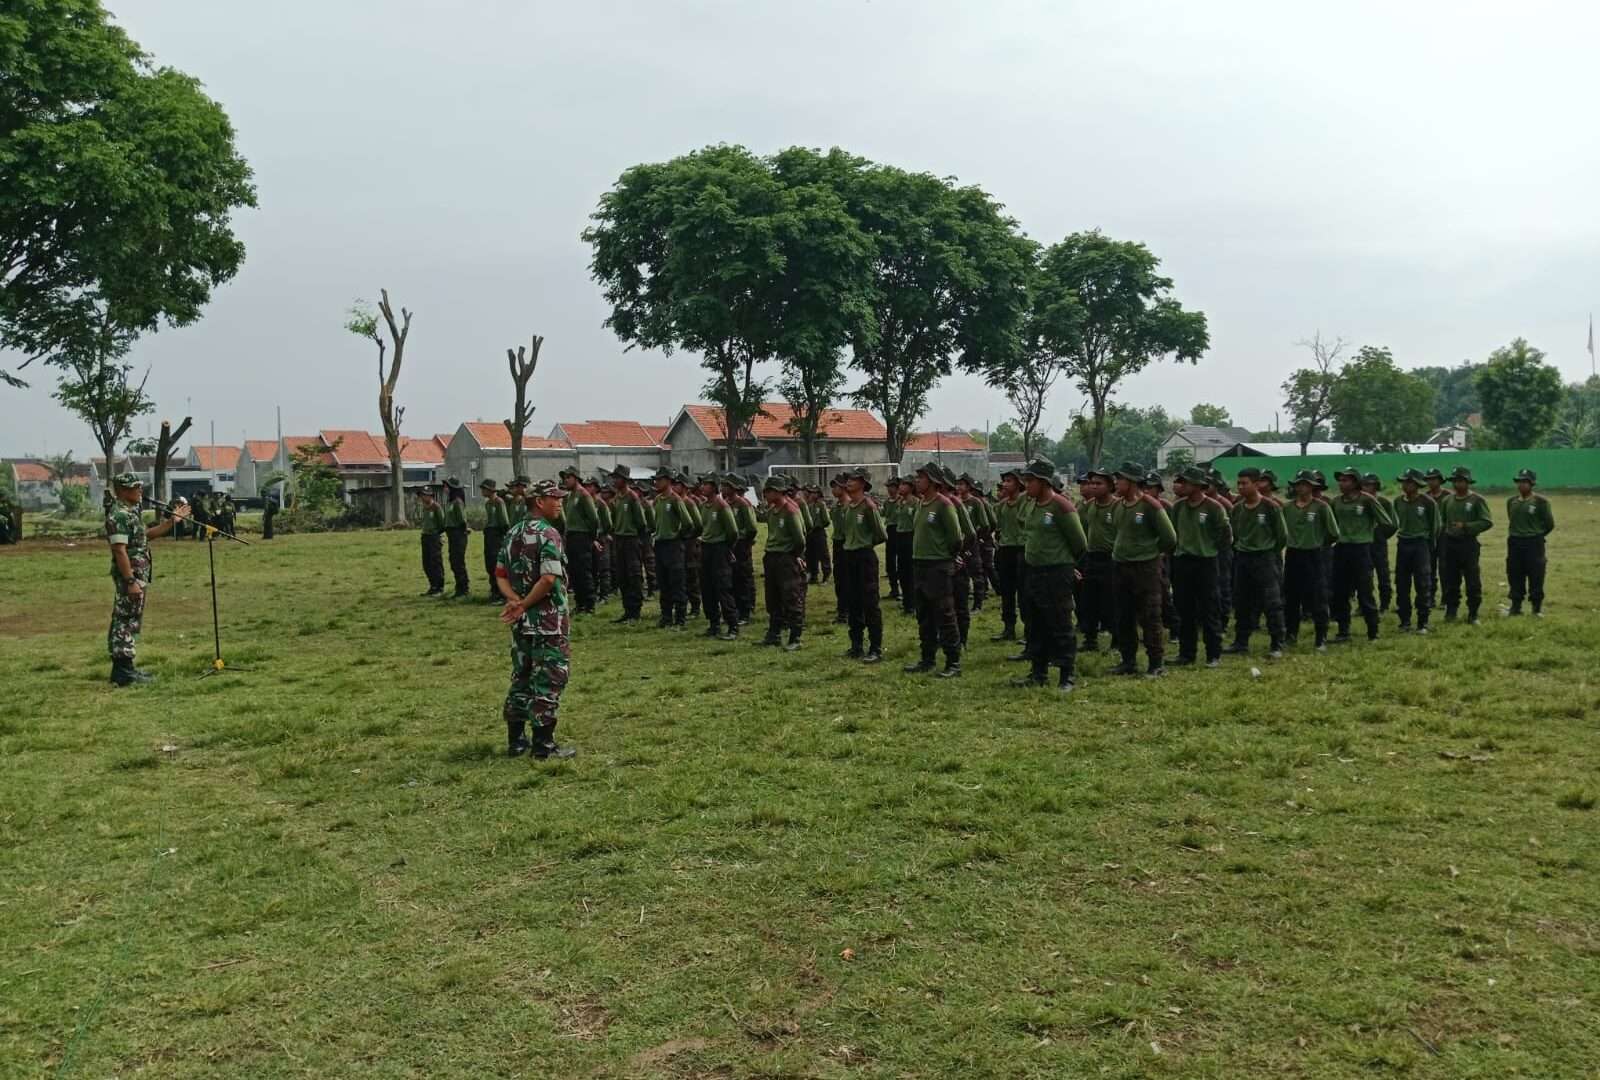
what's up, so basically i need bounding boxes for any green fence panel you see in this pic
[1209,448,1600,490]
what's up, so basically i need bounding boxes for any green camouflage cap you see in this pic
[1083,466,1113,481]
[1310,469,1328,488]
[1179,465,1211,486]
[1113,460,1146,481]
[558,465,580,479]
[1292,468,1319,486]
[845,466,873,490]
[762,475,788,493]
[1142,471,1164,490]
[111,471,142,489]
[1422,467,1444,481]
[1360,471,1380,486]
[1022,458,1055,481]
[528,479,561,499]
[1333,465,1360,481]
[1260,469,1278,486]
[511,474,531,487]
[479,478,498,491]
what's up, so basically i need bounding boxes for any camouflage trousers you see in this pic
[505,632,570,729]
[109,582,147,661]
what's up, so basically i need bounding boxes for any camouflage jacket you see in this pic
[497,515,570,638]
[106,504,152,583]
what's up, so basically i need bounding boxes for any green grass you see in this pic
[2,500,1599,1078]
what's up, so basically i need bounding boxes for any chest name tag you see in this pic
[1354,506,1364,515]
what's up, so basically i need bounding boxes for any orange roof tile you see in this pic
[397,436,445,465]
[457,422,570,451]
[641,424,670,447]
[319,429,387,466]
[191,445,242,470]
[13,462,51,482]
[243,440,279,462]
[434,433,453,449]
[682,403,886,442]
[904,430,985,452]
[555,420,664,448]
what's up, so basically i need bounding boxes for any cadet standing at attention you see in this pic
[1109,461,1177,677]
[1013,460,1087,692]
[1390,468,1439,633]
[894,478,919,616]
[905,462,964,678]
[442,477,471,598]
[990,467,1026,644]
[883,481,902,604]
[480,479,510,604]
[830,475,849,622]
[958,474,993,613]
[1361,473,1396,614]
[588,476,613,605]
[1505,468,1554,617]
[104,473,190,686]
[1423,467,1446,586]
[560,467,599,614]
[417,486,447,597]
[1076,468,1119,653]
[1329,466,1393,642]
[695,474,740,640]
[1281,468,1340,650]
[723,474,758,625]
[758,476,808,651]
[1225,467,1288,658]
[496,479,576,761]
[837,466,888,663]
[1168,465,1231,668]
[676,472,705,621]
[650,467,688,629]
[607,466,646,623]
[1438,466,1493,624]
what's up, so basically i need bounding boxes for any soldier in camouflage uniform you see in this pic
[496,479,576,760]
[105,473,189,686]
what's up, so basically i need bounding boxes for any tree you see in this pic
[987,242,1074,462]
[1038,232,1208,466]
[1189,403,1231,428]
[1,0,256,388]
[1055,404,1179,474]
[984,421,1024,454]
[504,336,541,481]
[1165,448,1194,471]
[152,417,192,502]
[346,292,412,524]
[50,318,152,488]
[1412,362,1483,427]
[1475,338,1564,449]
[1329,346,1434,451]
[1282,332,1347,455]
[44,451,76,484]
[1544,377,1600,449]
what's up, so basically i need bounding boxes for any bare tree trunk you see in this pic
[154,418,192,502]
[1088,394,1108,467]
[376,289,413,525]
[504,336,541,482]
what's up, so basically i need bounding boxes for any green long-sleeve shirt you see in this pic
[965,496,994,531]
[1372,493,1396,540]
[994,496,1026,547]
[1170,496,1233,558]
[952,498,977,544]
[653,493,687,541]
[609,492,645,537]
[912,494,963,560]
[697,497,738,544]
[1391,492,1439,542]
[1081,498,1119,555]
[683,498,703,538]
[419,503,446,535]
[444,500,466,529]
[730,497,757,540]
[1111,497,1176,563]
[1439,491,1493,539]
[1330,492,1392,545]
[1023,493,1088,567]
[764,498,807,554]
[1282,498,1341,550]
[484,496,510,530]
[1505,493,1555,538]
[595,499,613,536]
[1229,497,1287,553]
[563,489,599,533]
[841,497,888,551]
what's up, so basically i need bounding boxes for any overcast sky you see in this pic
[6,0,1599,459]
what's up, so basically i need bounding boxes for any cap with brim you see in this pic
[1142,472,1164,490]
[1179,465,1211,486]
[444,476,463,489]
[1022,458,1055,482]
[1293,468,1319,486]
[528,479,561,499]
[559,466,579,479]
[652,466,675,481]
[1260,469,1278,485]
[846,466,873,490]
[112,471,143,489]
[999,466,1022,481]
[1360,472,1379,485]
[1333,466,1360,481]
[1449,466,1473,483]
[610,465,631,481]
[513,475,531,486]
[1311,470,1327,488]
[1514,468,1536,484]
[1423,468,1443,481]
[479,478,497,491]
[721,473,747,490]
[1049,475,1064,493]
[762,476,788,493]
[1113,461,1146,482]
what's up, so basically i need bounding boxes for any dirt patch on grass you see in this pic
[627,1037,711,1069]
[557,995,614,1041]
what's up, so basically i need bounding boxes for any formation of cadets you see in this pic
[411,457,1558,749]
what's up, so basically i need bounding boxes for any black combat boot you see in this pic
[1108,655,1139,676]
[757,629,782,647]
[1145,658,1167,679]
[862,644,882,664]
[990,626,1016,642]
[937,652,961,679]
[843,634,864,660]
[506,720,531,757]
[1365,614,1380,641]
[530,723,575,760]
[1057,666,1076,694]
[1010,662,1047,688]
[783,631,803,652]
[109,658,137,687]
[903,655,935,674]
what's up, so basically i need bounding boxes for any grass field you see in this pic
[2,501,1599,1078]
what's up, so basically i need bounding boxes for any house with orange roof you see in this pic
[442,421,579,498]
[235,439,282,499]
[662,402,888,476]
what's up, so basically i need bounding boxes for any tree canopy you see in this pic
[1,0,256,386]
[1474,338,1563,449]
[1281,332,1346,455]
[1412,361,1483,428]
[1053,404,1179,474]
[1329,346,1434,451]
[1189,403,1231,428]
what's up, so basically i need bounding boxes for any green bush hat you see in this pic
[762,475,788,494]
[652,466,675,481]
[1049,474,1064,492]
[1332,465,1360,481]
[1514,468,1536,485]
[1022,459,1055,481]
[1449,466,1473,483]
[1236,466,1262,480]
[999,465,1023,482]
[1291,468,1318,487]
[443,475,463,490]
[1180,465,1211,486]
[1360,471,1380,486]
[1397,467,1425,484]
[846,466,873,490]
[1260,469,1278,487]
[722,472,747,490]
[1422,467,1444,482]
[1113,460,1146,482]
[608,465,630,481]
[941,465,963,488]
[1142,471,1164,491]
[1207,468,1227,488]
[558,466,580,479]
[112,471,143,490]
[479,478,497,492]
[1084,466,1113,481]
[1310,469,1328,489]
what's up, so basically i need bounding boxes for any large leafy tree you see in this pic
[1,0,256,387]
[986,239,1073,461]
[1412,361,1483,427]
[1281,331,1347,455]
[1475,338,1564,449]
[1054,404,1179,474]
[50,314,151,488]
[1543,376,1600,449]
[1040,232,1208,466]
[1329,346,1435,450]
[1189,403,1231,428]
[585,145,787,469]
[836,164,1032,462]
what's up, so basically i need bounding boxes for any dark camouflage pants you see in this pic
[421,533,444,592]
[684,537,702,615]
[913,559,960,664]
[1021,562,1076,676]
[108,582,146,661]
[505,632,570,730]
[763,551,806,638]
[1115,558,1165,666]
[482,527,505,599]
[733,537,756,620]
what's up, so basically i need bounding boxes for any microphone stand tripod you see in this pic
[145,497,251,678]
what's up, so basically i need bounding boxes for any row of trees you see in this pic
[583,146,1209,468]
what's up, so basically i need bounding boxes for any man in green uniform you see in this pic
[607,466,646,623]
[1076,468,1118,653]
[638,482,657,598]
[0,487,16,544]
[441,476,471,598]
[1168,465,1232,667]
[1329,465,1394,642]
[559,467,599,613]
[1206,469,1236,636]
[722,473,758,625]
[104,473,190,685]
[1422,467,1445,587]
[837,466,888,662]
[1390,468,1439,632]
[496,479,575,760]
[1109,461,1176,677]
[480,479,510,604]
[883,481,902,603]
[906,463,963,677]
[1013,459,1088,692]
[695,474,740,639]
[507,476,529,527]
[991,467,1026,643]
[1143,471,1180,635]
[417,486,447,596]
[829,474,849,622]
[894,477,918,616]
[958,473,993,613]
[1361,472,1395,613]
[1225,467,1288,657]
[1438,465,1493,624]
[587,477,613,605]
[1282,468,1340,650]
[759,476,808,650]
[941,467,977,651]
[676,472,704,620]
[1505,468,1555,616]
[650,467,688,628]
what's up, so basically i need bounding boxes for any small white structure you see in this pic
[1156,425,1256,468]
